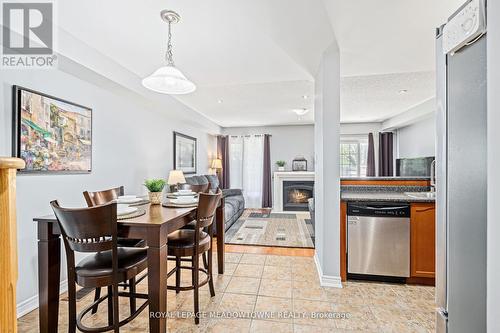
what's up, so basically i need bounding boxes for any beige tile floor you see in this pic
[17,252,436,332]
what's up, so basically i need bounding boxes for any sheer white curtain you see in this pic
[229,135,264,208]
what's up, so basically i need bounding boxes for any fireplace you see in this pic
[282,180,314,211]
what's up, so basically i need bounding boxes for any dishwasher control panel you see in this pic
[347,202,410,218]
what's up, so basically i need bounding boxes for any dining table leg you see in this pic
[37,222,61,333]
[147,228,168,333]
[216,200,225,274]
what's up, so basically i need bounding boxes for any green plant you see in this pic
[276,160,286,167]
[144,178,166,192]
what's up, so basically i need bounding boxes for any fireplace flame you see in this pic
[289,189,309,203]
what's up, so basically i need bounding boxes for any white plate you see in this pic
[172,191,195,196]
[170,198,198,204]
[117,206,138,216]
[117,197,143,204]
[178,189,193,194]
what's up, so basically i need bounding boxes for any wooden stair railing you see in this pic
[0,157,25,333]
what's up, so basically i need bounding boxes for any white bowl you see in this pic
[118,195,137,200]
[178,189,193,194]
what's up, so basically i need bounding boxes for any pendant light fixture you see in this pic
[142,10,196,94]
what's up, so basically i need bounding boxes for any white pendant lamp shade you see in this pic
[142,65,196,94]
[142,9,196,95]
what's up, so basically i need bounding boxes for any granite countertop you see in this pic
[341,191,435,203]
[341,176,430,181]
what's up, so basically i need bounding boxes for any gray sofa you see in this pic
[185,174,245,231]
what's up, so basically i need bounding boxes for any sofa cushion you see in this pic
[185,175,208,186]
[205,175,220,190]
[222,188,243,197]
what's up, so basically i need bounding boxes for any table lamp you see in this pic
[167,170,186,192]
[211,158,222,175]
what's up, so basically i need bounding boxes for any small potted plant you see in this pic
[144,178,166,205]
[276,160,286,171]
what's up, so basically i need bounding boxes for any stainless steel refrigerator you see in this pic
[435,0,487,332]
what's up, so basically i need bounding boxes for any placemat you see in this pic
[117,208,146,220]
[166,194,199,199]
[162,202,198,208]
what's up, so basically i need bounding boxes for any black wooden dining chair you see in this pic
[50,201,149,333]
[83,186,146,315]
[166,189,222,324]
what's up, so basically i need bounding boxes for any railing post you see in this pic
[0,157,25,333]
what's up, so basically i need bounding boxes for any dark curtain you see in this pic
[217,135,230,189]
[378,132,394,176]
[366,133,376,176]
[262,134,272,208]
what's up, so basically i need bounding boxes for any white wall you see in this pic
[397,115,436,158]
[0,67,219,314]
[221,125,314,171]
[314,43,341,286]
[487,1,500,331]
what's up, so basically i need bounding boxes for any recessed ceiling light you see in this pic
[398,89,408,94]
[217,99,223,104]
[293,108,309,116]
[302,95,308,100]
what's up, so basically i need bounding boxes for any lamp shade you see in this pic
[211,158,223,169]
[142,65,196,95]
[167,170,186,185]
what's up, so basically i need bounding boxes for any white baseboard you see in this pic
[313,253,343,288]
[17,279,68,318]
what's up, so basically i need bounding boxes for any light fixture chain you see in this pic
[166,20,175,66]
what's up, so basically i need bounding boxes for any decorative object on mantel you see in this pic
[144,178,166,205]
[0,157,25,332]
[141,10,196,94]
[173,131,197,174]
[292,156,307,171]
[276,160,286,171]
[12,86,92,173]
[167,169,186,192]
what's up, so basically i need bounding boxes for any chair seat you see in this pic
[180,220,196,230]
[167,230,211,256]
[75,248,147,284]
[117,238,145,247]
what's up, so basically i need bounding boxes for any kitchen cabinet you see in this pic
[410,203,436,278]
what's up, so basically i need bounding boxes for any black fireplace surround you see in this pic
[283,180,314,211]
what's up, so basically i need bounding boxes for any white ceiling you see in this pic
[56,0,464,127]
[340,71,435,123]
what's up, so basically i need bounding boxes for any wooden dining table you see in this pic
[33,201,226,333]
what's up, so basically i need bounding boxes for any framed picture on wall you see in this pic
[12,86,92,173]
[173,131,197,174]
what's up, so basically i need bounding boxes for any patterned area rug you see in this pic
[225,209,314,248]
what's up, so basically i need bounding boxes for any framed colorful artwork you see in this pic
[12,86,92,173]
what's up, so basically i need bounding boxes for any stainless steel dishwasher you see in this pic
[347,202,410,279]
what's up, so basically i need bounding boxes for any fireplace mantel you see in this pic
[273,171,315,212]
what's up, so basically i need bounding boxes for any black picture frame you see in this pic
[12,85,93,174]
[173,131,197,174]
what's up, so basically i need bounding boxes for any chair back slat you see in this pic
[50,200,117,253]
[83,186,124,207]
[195,189,222,230]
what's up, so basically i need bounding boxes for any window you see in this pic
[340,137,369,177]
